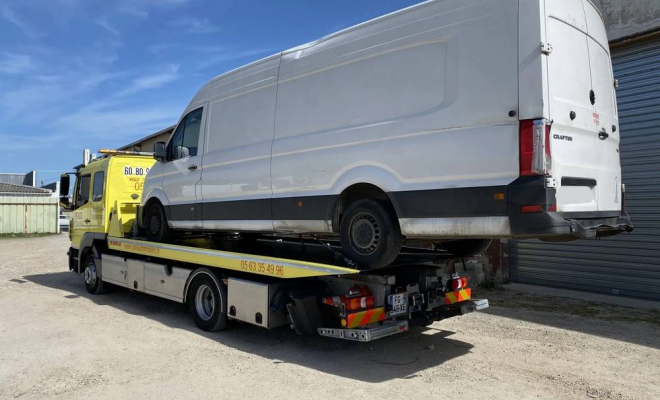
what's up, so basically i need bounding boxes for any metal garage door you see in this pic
[509,36,660,300]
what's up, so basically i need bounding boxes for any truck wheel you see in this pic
[440,239,492,257]
[145,202,171,242]
[340,199,402,269]
[83,254,105,295]
[188,273,227,332]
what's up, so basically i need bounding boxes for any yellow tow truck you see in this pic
[61,150,487,341]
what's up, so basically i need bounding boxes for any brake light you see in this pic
[321,286,375,312]
[450,276,468,290]
[520,119,552,176]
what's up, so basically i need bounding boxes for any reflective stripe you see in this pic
[346,307,386,328]
[445,288,472,304]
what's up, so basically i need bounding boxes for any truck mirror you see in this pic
[154,142,167,161]
[60,174,70,196]
[59,174,72,210]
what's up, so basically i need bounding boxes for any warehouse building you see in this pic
[118,125,174,153]
[508,1,660,300]
[0,183,58,235]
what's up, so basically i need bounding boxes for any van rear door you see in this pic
[583,1,621,214]
[545,0,598,214]
[544,0,621,215]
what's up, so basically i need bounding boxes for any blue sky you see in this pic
[0,0,423,186]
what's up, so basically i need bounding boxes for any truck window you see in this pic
[92,171,104,202]
[75,175,91,208]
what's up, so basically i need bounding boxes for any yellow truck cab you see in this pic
[61,151,155,264]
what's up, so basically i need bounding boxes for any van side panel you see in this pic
[200,55,281,228]
[271,0,519,227]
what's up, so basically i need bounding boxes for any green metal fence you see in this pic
[0,196,59,234]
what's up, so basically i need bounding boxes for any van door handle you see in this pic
[84,219,90,223]
[598,130,609,140]
[188,165,198,171]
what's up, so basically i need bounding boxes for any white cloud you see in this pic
[51,103,181,140]
[0,53,35,74]
[171,17,220,33]
[116,64,180,97]
[95,16,120,37]
[0,5,41,40]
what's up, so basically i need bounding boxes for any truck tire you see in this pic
[145,202,171,243]
[340,199,402,269]
[83,254,105,295]
[188,273,227,332]
[440,239,492,257]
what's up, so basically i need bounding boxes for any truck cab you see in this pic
[61,151,156,253]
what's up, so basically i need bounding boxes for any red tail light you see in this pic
[520,119,552,176]
[451,276,468,290]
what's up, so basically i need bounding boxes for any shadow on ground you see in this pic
[479,287,660,349]
[23,271,472,383]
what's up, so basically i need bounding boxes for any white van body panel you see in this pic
[272,0,519,199]
[140,0,630,241]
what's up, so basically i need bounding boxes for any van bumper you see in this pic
[507,177,633,240]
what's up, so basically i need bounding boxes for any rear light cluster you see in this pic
[322,285,374,312]
[520,119,552,177]
[450,276,468,291]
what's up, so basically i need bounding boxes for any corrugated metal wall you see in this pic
[0,196,59,234]
[509,37,660,300]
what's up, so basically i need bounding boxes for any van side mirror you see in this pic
[59,174,71,209]
[154,142,167,161]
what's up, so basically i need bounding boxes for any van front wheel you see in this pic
[340,199,402,269]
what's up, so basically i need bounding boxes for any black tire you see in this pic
[145,202,171,242]
[339,199,402,269]
[188,272,227,332]
[440,239,492,257]
[83,254,105,295]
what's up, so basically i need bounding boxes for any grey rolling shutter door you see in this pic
[509,37,660,300]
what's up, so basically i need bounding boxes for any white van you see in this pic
[139,0,632,268]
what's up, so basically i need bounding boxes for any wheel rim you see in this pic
[195,284,215,321]
[349,212,381,255]
[149,213,160,235]
[84,262,97,286]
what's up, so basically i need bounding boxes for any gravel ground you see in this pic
[1,235,659,400]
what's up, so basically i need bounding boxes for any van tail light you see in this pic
[520,119,552,176]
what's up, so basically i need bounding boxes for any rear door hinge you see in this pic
[541,42,553,55]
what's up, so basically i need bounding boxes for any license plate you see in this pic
[388,293,408,316]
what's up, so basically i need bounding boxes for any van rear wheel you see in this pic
[145,202,171,242]
[340,199,402,269]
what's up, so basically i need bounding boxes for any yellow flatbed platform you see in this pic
[107,237,360,279]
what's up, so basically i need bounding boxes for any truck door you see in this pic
[583,1,621,214]
[544,0,601,214]
[162,107,205,227]
[71,174,92,248]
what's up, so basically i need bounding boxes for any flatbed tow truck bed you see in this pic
[66,204,488,342]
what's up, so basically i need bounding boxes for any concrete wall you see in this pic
[0,196,58,234]
[592,0,660,41]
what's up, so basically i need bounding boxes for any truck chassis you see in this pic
[68,205,488,342]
